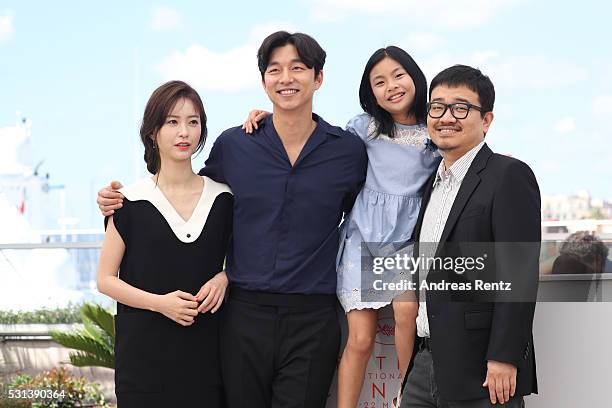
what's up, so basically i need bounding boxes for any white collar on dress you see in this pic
[119,176,232,243]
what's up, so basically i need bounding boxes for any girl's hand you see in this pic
[241,109,270,134]
[156,290,199,326]
[196,271,228,314]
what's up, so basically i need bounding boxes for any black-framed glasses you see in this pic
[426,102,483,119]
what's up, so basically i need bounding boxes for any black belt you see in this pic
[229,287,337,307]
[418,336,431,351]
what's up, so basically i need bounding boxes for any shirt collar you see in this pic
[260,113,344,138]
[433,141,485,187]
[317,114,344,137]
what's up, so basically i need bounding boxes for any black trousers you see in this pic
[401,340,525,408]
[220,288,341,408]
[116,386,224,408]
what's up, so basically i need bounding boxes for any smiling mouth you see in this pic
[437,128,461,134]
[278,89,299,95]
[175,143,191,148]
[388,92,405,101]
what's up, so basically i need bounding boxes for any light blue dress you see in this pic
[337,113,441,312]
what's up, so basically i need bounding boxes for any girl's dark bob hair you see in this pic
[140,80,207,174]
[358,46,427,138]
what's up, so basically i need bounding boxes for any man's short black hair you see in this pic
[429,65,495,116]
[257,31,326,80]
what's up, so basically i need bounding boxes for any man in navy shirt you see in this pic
[201,111,365,295]
[98,31,367,407]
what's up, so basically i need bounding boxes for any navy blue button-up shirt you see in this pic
[199,114,367,294]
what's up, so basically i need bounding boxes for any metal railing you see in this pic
[0,242,101,249]
[0,242,108,312]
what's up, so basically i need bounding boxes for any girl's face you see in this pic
[154,98,202,165]
[369,56,416,124]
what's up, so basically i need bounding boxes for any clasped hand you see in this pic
[156,271,228,326]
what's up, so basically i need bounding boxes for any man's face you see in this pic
[262,44,322,113]
[427,85,493,158]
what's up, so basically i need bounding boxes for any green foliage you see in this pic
[0,304,83,325]
[0,395,31,408]
[5,375,30,388]
[0,378,31,408]
[80,304,114,340]
[0,367,108,407]
[589,207,606,219]
[50,304,115,370]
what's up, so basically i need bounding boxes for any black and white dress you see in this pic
[111,176,233,408]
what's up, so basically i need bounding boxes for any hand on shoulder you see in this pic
[97,180,124,216]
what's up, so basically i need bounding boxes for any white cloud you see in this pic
[419,52,589,90]
[309,8,345,23]
[150,6,182,31]
[553,117,576,134]
[597,62,612,89]
[157,43,260,92]
[592,95,612,117]
[594,154,612,173]
[417,50,501,81]
[539,161,562,173]
[489,56,589,89]
[491,101,517,120]
[308,0,524,29]
[469,50,500,66]
[156,22,297,92]
[402,33,445,53]
[433,0,524,29]
[417,52,454,81]
[246,21,299,44]
[0,11,15,42]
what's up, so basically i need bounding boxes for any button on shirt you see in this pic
[416,141,485,337]
[200,114,367,294]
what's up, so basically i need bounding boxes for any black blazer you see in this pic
[411,144,540,401]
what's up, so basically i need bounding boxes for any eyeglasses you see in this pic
[426,102,483,119]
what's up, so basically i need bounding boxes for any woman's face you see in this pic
[154,98,201,164]
[369,56,416,124]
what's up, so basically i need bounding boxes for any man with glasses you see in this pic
[401,65,540,407]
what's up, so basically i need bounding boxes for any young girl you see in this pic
[97,81,233,408]
[243,46,440,407]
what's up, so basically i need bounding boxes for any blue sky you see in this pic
[1,1,610,227]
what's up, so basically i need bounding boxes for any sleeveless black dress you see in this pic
[111,176,233,408]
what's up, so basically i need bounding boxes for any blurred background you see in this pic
[0,1,610,407]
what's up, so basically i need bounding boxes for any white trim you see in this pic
[119,176,232,243]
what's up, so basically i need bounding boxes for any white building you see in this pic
[0,117,86,310]
[542,191,612,221]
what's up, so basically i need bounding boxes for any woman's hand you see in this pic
[155,290,199,326]
[241,109,270,134]
[196,271,228,314]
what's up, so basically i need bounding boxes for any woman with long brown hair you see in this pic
[97,80,233,407]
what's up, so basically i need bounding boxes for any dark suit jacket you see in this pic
[410,143,540,401]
